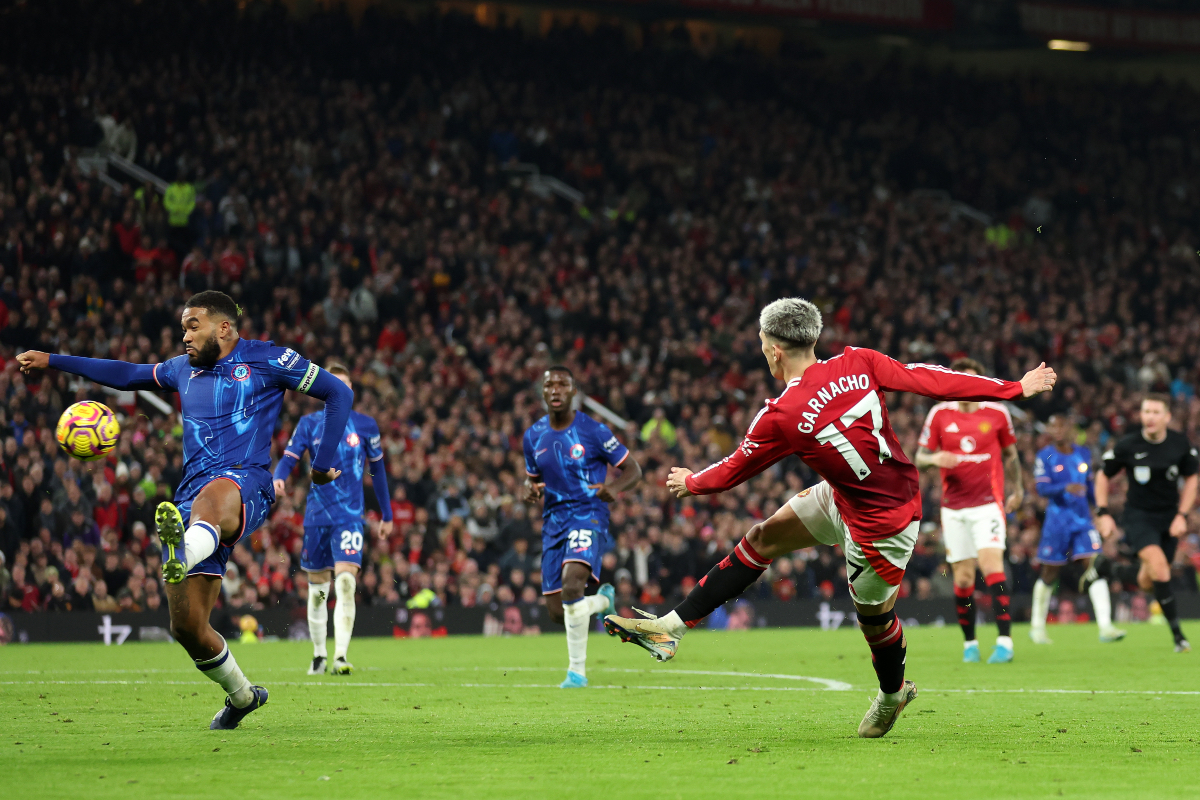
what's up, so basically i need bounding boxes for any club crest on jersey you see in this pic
[979,421,992,433]
[346,432,360,447]
[959,435,977,453]
[231,364,251,381]
[569,443,586,460]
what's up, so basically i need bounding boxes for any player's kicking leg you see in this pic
[606,483,918,737]
[157,478,267,729]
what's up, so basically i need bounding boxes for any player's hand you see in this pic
[1170,513,1188,538]
[378,519,394,540]
[1065,482,1086,496]
[589,483,617,503]
[523,480,544,504]
[667,467,694,498]
[272,478,286,497]
[16,350,49,374]
[310,467,341,486]
[929,451,960,469]
[1004,491,1023,513]
[1019,362,1057,398]
[1095,512,1117,539]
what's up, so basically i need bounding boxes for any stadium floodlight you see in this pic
[1047,40,1091,51]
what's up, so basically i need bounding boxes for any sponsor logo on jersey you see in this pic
[569,443,586,459]
[959,435,977,453]
[231,364,251,381]
[346,432,360,447]
[602,435,620,453]
[277,348,301,368]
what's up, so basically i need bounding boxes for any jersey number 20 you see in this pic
[340,530,364,552]
[815,391,892,481]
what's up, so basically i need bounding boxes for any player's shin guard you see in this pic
[859,611,906,695]
[183,521,220,571]
[334,572,356,660]
[1152,581,1184,639]
[953,585,976,642]
[673,537,771,628]
[307,580,330,658]
[563,597,593,677]
[985,573,1011,638]
[195,639,253,708]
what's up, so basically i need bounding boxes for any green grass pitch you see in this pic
[3,623,1198,799]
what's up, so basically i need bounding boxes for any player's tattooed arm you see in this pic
[590,456,643,503]
[915,446,958,470]
[1002,444,1024,513]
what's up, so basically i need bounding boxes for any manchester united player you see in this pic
[604,298,1057,738]
[916,357,1021,665]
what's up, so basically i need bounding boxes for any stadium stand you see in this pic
[1,0,1198,622]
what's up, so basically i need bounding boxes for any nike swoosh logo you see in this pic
[536,449,548,456]
[1135,453,1148,459]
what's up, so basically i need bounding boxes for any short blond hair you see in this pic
[759,297,822,350]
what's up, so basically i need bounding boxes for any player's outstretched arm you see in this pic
[17,351,163,391]
[303,369,354,485]
[866,348,1053,402]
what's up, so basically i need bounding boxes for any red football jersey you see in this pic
[685,347,1024,542]
[918,402,1016,510]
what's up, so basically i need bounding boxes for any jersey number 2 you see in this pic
[815,391,892,481]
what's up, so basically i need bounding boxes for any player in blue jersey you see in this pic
[272,363,392,676]
[523,366,642,688]
[1030,414,1125,644]
[17,291,353,730]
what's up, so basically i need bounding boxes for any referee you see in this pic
[1095,394,1196,652]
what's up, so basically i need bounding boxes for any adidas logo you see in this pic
[946,422,959,432]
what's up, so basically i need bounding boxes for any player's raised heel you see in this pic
[857,680,917,738]
[603,611,678,662]
[596,583,616,618]
[155,502,187,584]
[210,685,268,730]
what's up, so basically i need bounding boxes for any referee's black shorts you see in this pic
[1122,507,1179,562]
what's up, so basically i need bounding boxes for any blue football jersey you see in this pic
[1034,444,1095,531]
[152,339,323,501]
[284,410,383,527]
[523,411,629,524]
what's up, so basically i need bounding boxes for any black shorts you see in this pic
[1122,507,1178,563]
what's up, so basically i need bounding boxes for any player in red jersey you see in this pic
[916,357,1022,665]
[604,298,1057,738]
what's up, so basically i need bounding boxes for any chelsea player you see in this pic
[17,291,353,730]
[523,366,642,688]
[273,363,393,676]
[1031,414,1125,644]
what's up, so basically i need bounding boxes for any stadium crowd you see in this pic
[2,0,1199,623]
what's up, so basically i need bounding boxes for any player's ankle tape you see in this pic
[857,610,896,627]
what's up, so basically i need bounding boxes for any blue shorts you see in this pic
[541,518,609,594]
[178,467,276,578]
[1037,525,1102,566]
[301,522,365,572]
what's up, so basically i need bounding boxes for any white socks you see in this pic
[308,580,330,658]
[195,640,253,708]
[1031,579,1052,630]
[660,610,688,639]
[1088,577,1114,630]
[334,572,356,660]
[563,595,610,676]
[183,521,220,569]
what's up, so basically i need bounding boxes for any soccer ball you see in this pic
[56,401,121,461]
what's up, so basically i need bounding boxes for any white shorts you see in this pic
[940,503,1006,563]
[787,482,918,606]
